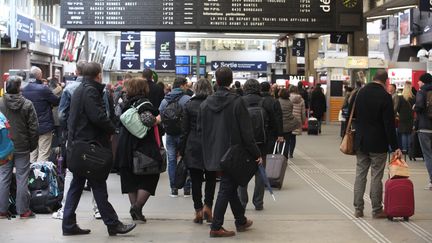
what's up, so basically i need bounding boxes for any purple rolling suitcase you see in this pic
[265,142,288,189]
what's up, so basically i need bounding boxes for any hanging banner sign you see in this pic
[40,23,60,48]
[120,31,141,70]
[155,32,175,71]
[16,13,35,43]
[276,47,287,63]
[211,61,267,72]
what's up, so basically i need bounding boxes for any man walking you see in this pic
[0,76,39,218]
[159,77,191,197]
[200,67,262,237]
[22,66,60,162]
[62,62,135,236]
[350,70,402,219]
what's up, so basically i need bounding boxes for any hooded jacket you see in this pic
[159,88,191,114]
[199,87,261,171]
[0,94,39,153]
[22,81,60,134]
[279,98,300,133]
[414,83,432,132]
[290,93,306,135]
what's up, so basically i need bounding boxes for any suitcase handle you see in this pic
[273,142,286,155]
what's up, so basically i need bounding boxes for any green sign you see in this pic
[192,56,207,65]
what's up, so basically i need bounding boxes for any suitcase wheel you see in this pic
[387,216,393,221]
[404,217,409,221]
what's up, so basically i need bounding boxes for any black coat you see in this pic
[414,83,432,131]
[115,96,161,170]
[350,82,399,153]
[310,90,326,120]
[199,87,261,171]
[179,96,206,170]
[397,96,415,134]
[148,80,165,111]
[67,79,115,149]
[261,92,283,138]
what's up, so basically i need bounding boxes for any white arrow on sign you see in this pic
[213,63,219,69]
[145,61,152,67]
[127,62,133,68]
[257,64,262,69]
[127,35,133,41]
[162,62,168,69]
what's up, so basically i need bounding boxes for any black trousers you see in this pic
[211,174,247,231]
[189,168,216,210]
[62,174,120,232]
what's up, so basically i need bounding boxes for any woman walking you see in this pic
[397,81,415,155]
[115,78,162,222]
[179,78,216,224]
[279,88,300,158]
[310,85,327,133]
[288,86,306,158]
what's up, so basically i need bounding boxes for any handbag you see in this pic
[154,125,167,173]
[132,150,160,175]
[120,101,151,138]
[340,92,358,155]
[389,155,410,179]
[174,158,188,189]
[67,84,113,180]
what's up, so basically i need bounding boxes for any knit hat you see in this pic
[419,73,432,84]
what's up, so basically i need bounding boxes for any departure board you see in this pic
[61,0,363,33]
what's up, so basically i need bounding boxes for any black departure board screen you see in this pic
[61,0,363,33]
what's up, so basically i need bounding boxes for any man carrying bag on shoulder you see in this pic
[62,62,136,236]
[199,67,262,238]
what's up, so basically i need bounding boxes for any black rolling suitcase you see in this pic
[409,131,423,161]
[308,117,319,135]
[265,142,288,189]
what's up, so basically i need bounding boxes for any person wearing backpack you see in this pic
[414,73,432,190]
[159,77,191,197]
[0,76,39,219]
[237,79,271,211]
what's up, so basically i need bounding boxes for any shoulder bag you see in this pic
[120,101,152,139]
[67,85,113,181]
[340,91,359,155]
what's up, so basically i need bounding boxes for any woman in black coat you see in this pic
[179,78,216,224]
[397,82,415,154]
[115,78,162,222]
[310,85,327,133]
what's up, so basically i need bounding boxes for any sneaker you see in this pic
[424,183,432,190]
[94,210,102,219]
[20,210,35,219]
[184,189,191,198]
[170,188,178,198]
[52,210,63,220]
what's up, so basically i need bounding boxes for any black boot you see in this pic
[63,225,91,236]
[107,222,136,236]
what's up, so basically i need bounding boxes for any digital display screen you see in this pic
[192,56,207,65]
[176,66,190,75]
[176,56,190,65]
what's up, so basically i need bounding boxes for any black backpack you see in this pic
[161,96,183,135]
[244,98,268,144]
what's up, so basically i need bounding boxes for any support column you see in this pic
[306,38,319,84]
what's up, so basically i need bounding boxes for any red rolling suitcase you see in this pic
[384,178,415,221]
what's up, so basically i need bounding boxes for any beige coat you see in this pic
[279,98,300,133]
[290,94,306,135]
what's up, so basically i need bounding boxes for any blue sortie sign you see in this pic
[16,14,35,43]
[40,23,60,48]
[211,61,267,72]
[120,31,141,70]
[155,32,175,71]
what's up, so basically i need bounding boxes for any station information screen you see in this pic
[61,0,363,33]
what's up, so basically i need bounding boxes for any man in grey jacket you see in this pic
[0,76,39,218]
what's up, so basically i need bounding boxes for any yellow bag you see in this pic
[389,155,410,179]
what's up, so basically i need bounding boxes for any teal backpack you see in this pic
[120,101,152,138]
[0,112,14,163]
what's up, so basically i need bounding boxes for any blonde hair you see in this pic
[402,81,414,101]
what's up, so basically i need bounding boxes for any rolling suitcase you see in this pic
[384,178,415,221]
[409,131,423,161]
[307,117,319,135]
[265,142,288,189]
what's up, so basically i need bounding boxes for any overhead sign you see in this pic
[155,32,175,71]
[60,1,363,33]
[16,13,35,43]
[40,23,60,48]
[276,47,287,63]
[143,59,155,69]
[420,0,432,12]
[120,31,141,70]
[330,33,348,44]
[211,61,267,72]
[292,38,306,57]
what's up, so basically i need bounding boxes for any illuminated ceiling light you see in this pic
[366,15,392,20]
[386,5,418,11]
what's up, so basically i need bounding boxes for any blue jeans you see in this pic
[400,133,411,153]
[0,153,31,214]
[418,132,432,183]
[166,135,191,190]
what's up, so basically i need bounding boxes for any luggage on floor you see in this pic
[307,117,319,135]
[28,162,63,214]
[265,142,288,189]
[384,178,415,221]
[409,131,423,161]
